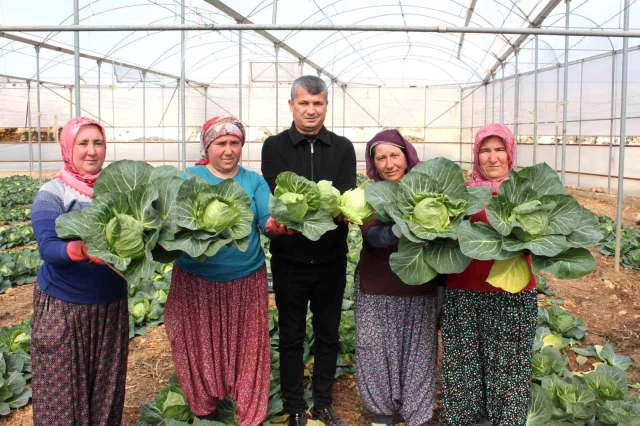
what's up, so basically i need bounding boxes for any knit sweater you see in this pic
[31,179,127,304]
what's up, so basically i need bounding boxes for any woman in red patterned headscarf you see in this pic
[442,124,537,426]
[164,116,273,426]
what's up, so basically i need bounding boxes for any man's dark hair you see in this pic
[290,75,328,101]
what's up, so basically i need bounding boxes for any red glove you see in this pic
[265,217,296,236]
[67,241,106,265]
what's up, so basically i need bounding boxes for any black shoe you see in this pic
[288,412,307,426]
[311,406,348,426]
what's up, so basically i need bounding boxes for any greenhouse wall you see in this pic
[1,48,639,194]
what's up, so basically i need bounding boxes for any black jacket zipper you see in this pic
[309,140,314,181]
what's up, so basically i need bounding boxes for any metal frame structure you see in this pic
[0,0,637,271]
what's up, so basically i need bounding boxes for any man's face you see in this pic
[288,87,328,135]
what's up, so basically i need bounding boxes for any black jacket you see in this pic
[261,123,357,264]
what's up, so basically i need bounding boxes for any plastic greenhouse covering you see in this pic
[0,0,639,194]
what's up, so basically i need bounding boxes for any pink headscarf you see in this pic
[54,117,107,198]
[468,123,516,193]
[195,116,246,166]
[365,129,421,182]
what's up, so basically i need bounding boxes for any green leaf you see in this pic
[422,238,471,274]
[542,195,582,236]
[274,171,321,211]
[410,157,467,195]
[517,163,565,196]
[502,234,568,257]
[486,196,517,236]
[532,347,566,379]
[93,159,155,194]
[0,401,9,415]
[317,180,341,218]
[4,371,26,395]
[364,180,399,222]
[458,221,514,260]
[584,365,627,402]
[498,171,538,205]
[6,388,31,409]
[566,207,603,248]
[389,237,438,285]
[465,186,493,215]
[527,383,553,425]
[532,248,596,280]
[486,255,531,293]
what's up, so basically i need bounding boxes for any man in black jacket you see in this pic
[262,75,356,426]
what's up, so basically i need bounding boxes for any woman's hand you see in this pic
[265,217,296,236]
[66,240,106,264]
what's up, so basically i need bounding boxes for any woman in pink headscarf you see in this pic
[442,124,537,426]
[355,129,441,426]
[30,117,129,426]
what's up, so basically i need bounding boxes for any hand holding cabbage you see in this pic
[458,162,602,293]
[56,160,254,284]
[365,157,491,285]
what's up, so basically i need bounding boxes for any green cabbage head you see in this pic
[131,298,150,321]
[509,200,556,238]
[411,193,467,233]
[200,198,242,233]
[156,385,192,420]
[105,213,146,259]
[338,187,374,225]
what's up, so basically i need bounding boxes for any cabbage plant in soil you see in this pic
[365,157,492,285]
[458,162,603,293]
[269,172,338,241]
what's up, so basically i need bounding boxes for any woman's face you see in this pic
[207,134,242,176]
[373,144,407,182]
[72,125,106,175]
[478,136,509,180]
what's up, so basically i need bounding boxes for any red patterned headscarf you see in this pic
[468,123,516,193]
[365,129,421,182]
[195,116,246,166]
[54,117,107,198]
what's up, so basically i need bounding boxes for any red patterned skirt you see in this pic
[31,285,129,426]
[164,264,270,426]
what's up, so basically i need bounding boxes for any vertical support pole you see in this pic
[180,0,187,171]
[608,52,616,193]
[614,0,630,272]
[275,44,279,134]
[112,84,116,161]
[238,31,243,122]
[533,35,539,165]
[459,89,463,167]
[331,81,335,132]
[578,61,584,186]
[97,61,102,124]
[471,90,475,167]
[484,83,488,125]
[423,86,427,159]
[27,80,33,177]
[514,48,520,168]
[561,0,570,185]
[491,73,496,123]
[378,86,382,132]
[500,65,505,124]
[176,80,180,168]
[142,71,146,162]
[555,64,560,171]
[204,86,208,120]
[74,0,81,116]
[35,46,42,183]
[69,88,73,119]
[342,85,346,136]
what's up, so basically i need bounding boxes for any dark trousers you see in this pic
[271,255,347,413]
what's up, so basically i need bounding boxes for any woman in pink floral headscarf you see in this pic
[442,124,537,426]
[30,117,129,426]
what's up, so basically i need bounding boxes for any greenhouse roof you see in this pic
[0,0,639,89]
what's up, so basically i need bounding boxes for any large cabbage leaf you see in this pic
[364,157,491,285]
[269,172,337,241]
[159,175,254,258]
[458,162,602,293]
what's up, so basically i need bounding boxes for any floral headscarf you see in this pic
[195,116,245,166]
[54,117,107,198]
[468,123,516,193]
[364,129,421,182]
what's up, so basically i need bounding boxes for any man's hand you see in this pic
[266,217,296,236]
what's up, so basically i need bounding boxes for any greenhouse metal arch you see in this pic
[0,0,639,268]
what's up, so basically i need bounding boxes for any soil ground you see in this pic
[1,189,638,425]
